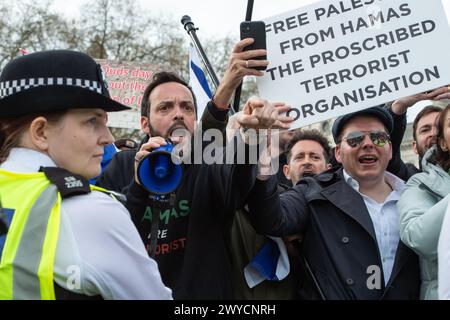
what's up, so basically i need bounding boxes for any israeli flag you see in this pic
[244,236,290,288]
[189,44,212,120]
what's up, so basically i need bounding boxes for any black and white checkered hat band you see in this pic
[0,78,103,99]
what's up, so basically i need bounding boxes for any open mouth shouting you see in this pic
[358,154,378,165]
[169,125,189,144]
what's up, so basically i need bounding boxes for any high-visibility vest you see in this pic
[0,168,110,300]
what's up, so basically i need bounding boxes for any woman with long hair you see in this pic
[398,104,450,300]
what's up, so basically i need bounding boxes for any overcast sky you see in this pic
[50,0,322,38]
[49,0,450,122]
[50,0,450,39]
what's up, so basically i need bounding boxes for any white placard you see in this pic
[258,0,450,130]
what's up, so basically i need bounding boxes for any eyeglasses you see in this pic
[339,131,390,148]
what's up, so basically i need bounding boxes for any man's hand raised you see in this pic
[237,97,293,131]
[212,39,269,110]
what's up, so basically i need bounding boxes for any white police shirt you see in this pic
[1,148,172,300]
[343,169,404,286]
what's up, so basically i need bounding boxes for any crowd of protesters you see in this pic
[0,36,450,300]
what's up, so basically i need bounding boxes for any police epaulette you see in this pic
[40,167,91,199]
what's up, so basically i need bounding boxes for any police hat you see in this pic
[0,50,130,118]
[332,105,394,144]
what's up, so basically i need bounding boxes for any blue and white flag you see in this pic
[189,44,212,120]
[244,236,290,289]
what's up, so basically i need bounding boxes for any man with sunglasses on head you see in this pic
[248,106,420,300]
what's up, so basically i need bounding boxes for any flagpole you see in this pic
[182,16,236,115]
[181,16,220,90]
[245,0,254,21]
[232,0,254,113]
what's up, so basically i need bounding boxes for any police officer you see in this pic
[0,50,172,300]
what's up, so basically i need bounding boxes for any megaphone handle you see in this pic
[148,202,161,259]
[147,195,176,258]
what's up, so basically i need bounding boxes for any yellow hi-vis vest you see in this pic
[0,168,109,300]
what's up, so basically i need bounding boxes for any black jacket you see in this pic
[127,134,259,299]
[97,132,260,299]
[96,136,146,194]
[248,169,420,300]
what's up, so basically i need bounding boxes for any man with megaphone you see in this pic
[124,74,291,299]
[97,39,293,299]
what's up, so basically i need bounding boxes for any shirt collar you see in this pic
[0,147,56,173]
[343,169,405,200]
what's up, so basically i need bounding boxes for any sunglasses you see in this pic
[339,131,390,148]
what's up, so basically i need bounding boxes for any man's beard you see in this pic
[148,121,193,162]
[148,124,163,138]
[417,145,427,160]
[417,139,437,159]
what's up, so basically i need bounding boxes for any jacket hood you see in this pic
[420,146,450,198]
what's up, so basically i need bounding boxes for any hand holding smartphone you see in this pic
[240,21,267,71]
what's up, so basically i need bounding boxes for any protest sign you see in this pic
[96,59,167,129]
[258,0,450,130]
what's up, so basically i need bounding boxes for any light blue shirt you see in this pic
[343,170,405,285]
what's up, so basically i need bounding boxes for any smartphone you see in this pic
[240,21,267,71]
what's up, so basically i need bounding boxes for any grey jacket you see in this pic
[397,146,450,300]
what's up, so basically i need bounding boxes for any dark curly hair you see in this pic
[140,71,197,118]
[285,129,331,164]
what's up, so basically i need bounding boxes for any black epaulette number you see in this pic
[40,167,91,199]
